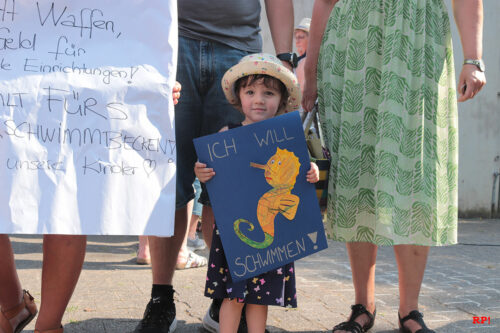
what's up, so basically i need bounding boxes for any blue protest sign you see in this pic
[194,112,327,282]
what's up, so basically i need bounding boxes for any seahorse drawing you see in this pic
[234,148,301,249]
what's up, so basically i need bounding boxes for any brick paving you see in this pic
[10,218,499,332]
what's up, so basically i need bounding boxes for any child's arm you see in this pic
[306,162,319,183]
[194,161,215,183]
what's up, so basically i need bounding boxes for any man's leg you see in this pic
[135,35,201,333]
[133,208,187,333]
[151,207,189,282]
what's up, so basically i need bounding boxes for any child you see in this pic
[195,53,319,333]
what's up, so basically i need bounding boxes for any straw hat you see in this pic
[221,53,301,114]
[295,18,311,33]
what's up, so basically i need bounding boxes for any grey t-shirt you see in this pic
[178,0,262,53]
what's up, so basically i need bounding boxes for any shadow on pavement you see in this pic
[27,319,208,333]
[21,318,499,333]
[10,237,138,255]
[10,234,137,243]
[43,319,364,333]
[12,258,156,271]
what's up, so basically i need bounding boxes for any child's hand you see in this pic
[172,81,181,105]
[194,161,215,183]
[306,162,319,183]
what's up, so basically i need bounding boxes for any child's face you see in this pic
[239,79,282,125]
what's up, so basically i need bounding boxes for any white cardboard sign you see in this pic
[0,0,178,235]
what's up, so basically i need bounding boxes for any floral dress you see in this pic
[204,225,297,307]
[317,0,458,246]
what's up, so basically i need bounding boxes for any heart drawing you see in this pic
[143,159,156,176]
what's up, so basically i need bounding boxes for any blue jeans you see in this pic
[175,36,247,208]
[192,178,202,216]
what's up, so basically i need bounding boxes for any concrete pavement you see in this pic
[10,218,500,332]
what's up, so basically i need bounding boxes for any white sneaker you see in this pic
[202,301,220,333]
[202,299,250,333]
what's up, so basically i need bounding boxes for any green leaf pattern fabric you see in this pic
[317,0,457,246]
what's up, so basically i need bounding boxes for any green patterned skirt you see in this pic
[317,0,458,246]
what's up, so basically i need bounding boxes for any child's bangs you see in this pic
[236,74,286,94]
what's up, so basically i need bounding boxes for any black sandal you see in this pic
[332,304,376,333]
[398,310,436,333]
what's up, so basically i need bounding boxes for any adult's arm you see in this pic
[452,0,486,102]
[302,0,338,112]
[264,0,294,70]
[296,59,306,93]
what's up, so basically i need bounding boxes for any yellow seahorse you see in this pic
[234,148,301,249]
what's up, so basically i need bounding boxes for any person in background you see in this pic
[137,236,151,265]
[176,178,207,270]
[294,17,311,93]
[175,196,207,270]
[186,178,205,251]
[140,196,207,268]
[134,1,295,333]
[302,0,485,332]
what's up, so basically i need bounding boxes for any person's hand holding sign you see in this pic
[194,161,215,183]
[172,81,181,105]
[306,162,319,183]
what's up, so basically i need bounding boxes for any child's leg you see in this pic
[201,205,215,248]
[219,299,244,333]
[245,304,268,333]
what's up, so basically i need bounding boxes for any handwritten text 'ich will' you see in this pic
[206,127,294,162]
